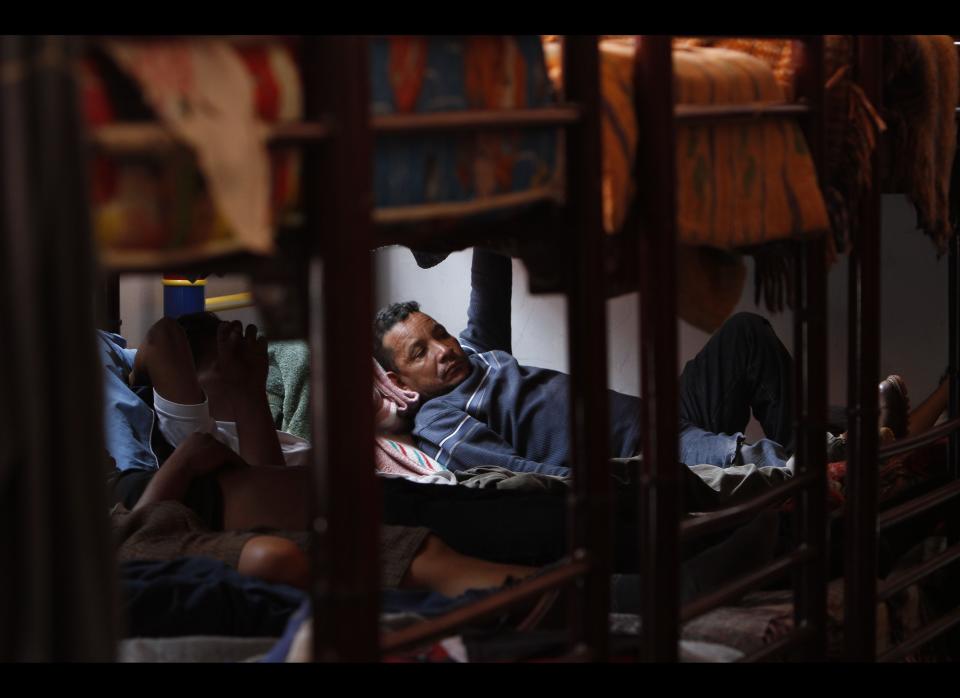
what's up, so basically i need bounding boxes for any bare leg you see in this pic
[130,317,205,404]
[236,530,535,597]
[400,534,536,598]
[908,380,950,436]
[238,535,311,589]
[217,465,312,531]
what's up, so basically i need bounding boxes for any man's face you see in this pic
[383,312,471,398]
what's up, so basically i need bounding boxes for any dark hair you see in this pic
[176,311,222,367]
[373,301,420,371]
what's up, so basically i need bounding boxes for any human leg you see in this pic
[679,312,794,447]
[129,317,205,405]
[907,377,946,436]
[400,533,537,598]
[238,536,311,589]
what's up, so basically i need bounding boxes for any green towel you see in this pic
[266,340,312,440]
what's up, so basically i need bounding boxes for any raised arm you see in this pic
[459,248,513,355]
[416,410,569,477]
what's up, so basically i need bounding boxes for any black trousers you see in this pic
[678,311,795,450]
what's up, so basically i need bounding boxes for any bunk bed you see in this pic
[85,34,835,663]
[80,34,960,663]
[85,34,614,662]
[662,35,960,662]
[348,35,834,662]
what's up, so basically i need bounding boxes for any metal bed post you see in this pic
[303,36,380,662]
[634,35,680,663]
[844,35,883,663]
[791,35,829,661]
[562,36,612,660]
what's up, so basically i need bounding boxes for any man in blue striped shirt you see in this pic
[374,249,907,494]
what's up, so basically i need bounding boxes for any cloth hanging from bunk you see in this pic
[0,36,118,660]
[102,39,275,257]
[883,35,960,254]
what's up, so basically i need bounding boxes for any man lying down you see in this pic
[374,248,914,505]
[97,245,924,619]
[100,311,773,614]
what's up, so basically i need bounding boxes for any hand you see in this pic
[172,431,247,477]
[213,320,269,395]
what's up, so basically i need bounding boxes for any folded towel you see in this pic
[266,340,312,440]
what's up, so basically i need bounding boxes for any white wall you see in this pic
[374,194,949,440]
[118,275,261,348]
[113,194,948,427]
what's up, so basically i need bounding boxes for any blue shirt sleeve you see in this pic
[97,331,159,471]
[459,248,513,355]
[416,408,570,477]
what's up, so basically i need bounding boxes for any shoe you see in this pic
[878,375,910,440]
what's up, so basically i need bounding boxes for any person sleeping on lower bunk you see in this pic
[374,248,919,507]
[107,431,784,618]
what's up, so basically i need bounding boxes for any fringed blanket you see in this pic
[883,35,959,254]
[543,37,832,331]
[543,38,831,246]
[687,36,960,256]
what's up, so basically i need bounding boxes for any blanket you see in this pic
[688,36,960,255]
[543,38,831,247]
[266,340,312,440]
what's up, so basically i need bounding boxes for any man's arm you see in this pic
[417,411,570,477]
[134,432,246,510]
[459,248,513,354]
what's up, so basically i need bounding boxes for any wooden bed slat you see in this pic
[877,478,960,531]
[876,417,960,460]
[90,121,333,154]
[372,107,581,133]
[674,103,810,123]
[561,35,611,660]
[680,471,819,541]
[90,121,333,156]
[634,34,681,664]
[380,559,590,654]
[681,545,816,622]
[843,34,883,663]
[877,539,960,601]
[877,604,960,662]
